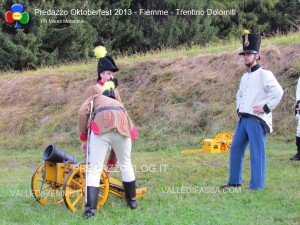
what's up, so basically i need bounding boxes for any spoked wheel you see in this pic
[214,132,234,152]
[63,165,110,212]
[31,162,64,205]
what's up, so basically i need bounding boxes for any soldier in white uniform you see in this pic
[221,31,284,190]
[291,78,300,160]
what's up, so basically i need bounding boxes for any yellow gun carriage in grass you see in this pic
[181,132,234,154]
[31,144,147,212]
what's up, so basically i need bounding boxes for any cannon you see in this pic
[181,132,234,154]
[31,144,147,212]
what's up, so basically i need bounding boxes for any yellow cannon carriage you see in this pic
[31,144,147,212]
[181,132,234,154]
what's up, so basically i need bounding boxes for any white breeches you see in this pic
[87,130,135,187]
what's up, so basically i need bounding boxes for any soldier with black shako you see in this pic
[221,30,284,190]
[291,78,300,160]
[83,41,121,176]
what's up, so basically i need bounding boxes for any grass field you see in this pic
[1,141,299,225]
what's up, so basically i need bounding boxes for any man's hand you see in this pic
[253,106,264,115]
[81,142,87,154]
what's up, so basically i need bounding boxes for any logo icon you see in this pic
[5,4,30,29]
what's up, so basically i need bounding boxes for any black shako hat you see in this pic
[94,40,105,47]
[239,33,261,55]
[94,40,119,81]
[98,56,119,75]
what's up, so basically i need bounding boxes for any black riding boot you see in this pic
[290,136,300,160]
[123,180,138,209]
[83,186,99,219]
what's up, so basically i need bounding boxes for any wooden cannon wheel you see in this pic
[63,165,110,212]
[31,162,64,206]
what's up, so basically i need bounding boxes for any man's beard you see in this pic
[244,59,255,67]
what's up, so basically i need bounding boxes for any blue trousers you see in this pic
[228,117,266,190]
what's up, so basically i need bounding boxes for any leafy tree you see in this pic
[0,0,299,71]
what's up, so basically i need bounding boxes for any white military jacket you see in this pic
[296,78,300,102]
[236,64,283,133]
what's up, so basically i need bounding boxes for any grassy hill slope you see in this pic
[0,33,300,152]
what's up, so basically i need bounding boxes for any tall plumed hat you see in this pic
[239,30,261,55]
[94,41,119,81]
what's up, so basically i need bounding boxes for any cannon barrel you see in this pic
[43,144,77,163]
